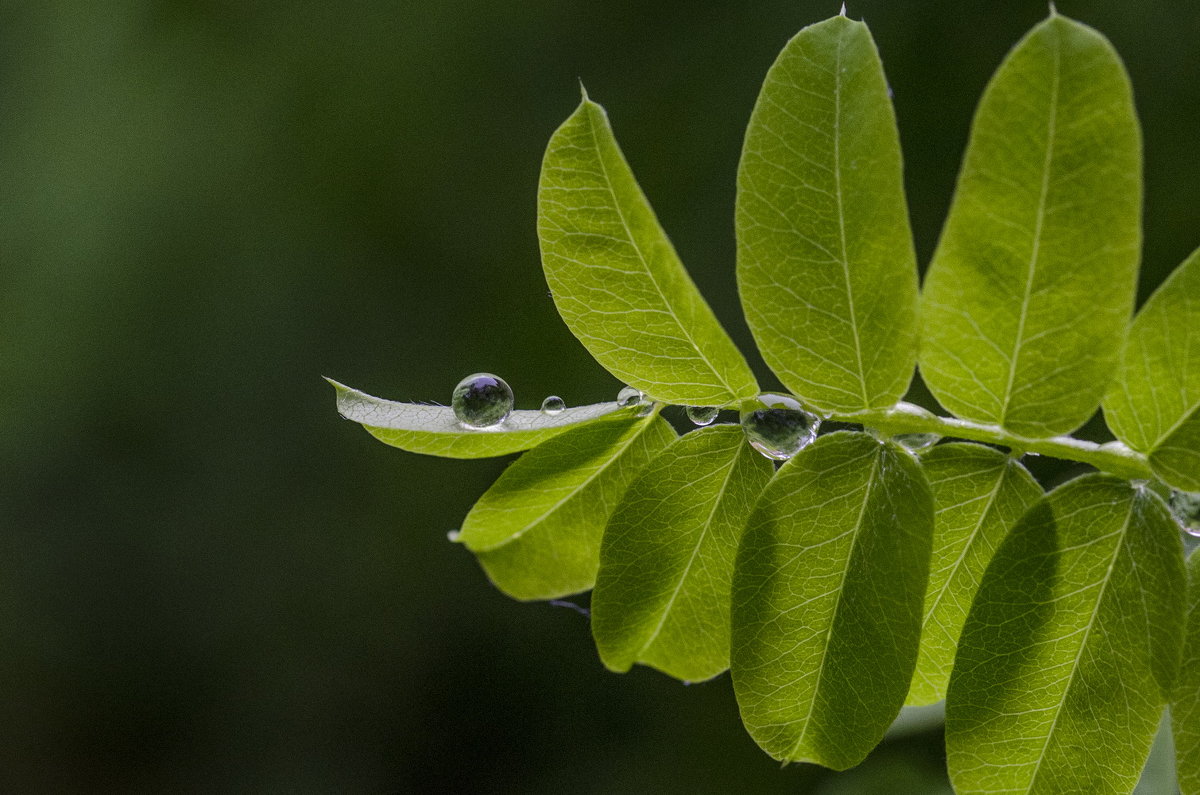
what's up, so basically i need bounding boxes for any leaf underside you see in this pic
[907,443,1042,707]
[730,431,933,769]
[1174,551,1200,795]
[538,95,759,407]
[461,414,676,600]
[592,424,773,681]
[920,15,1142,438]
[946,476,1185,794]
[330,379,628,459]
[736,15,918,415]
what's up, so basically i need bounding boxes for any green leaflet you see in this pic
[921,14,1142,437]
[460,414,675,601]
[907,443,1041,706]
[330,379,627,459]
[1105,247,1200,491]
[537,93,759,407]
[591,424,772,681]
[1176,550,1200,795]
[730,432,933,768]
[946,477,1185,794]
[736,16,918,415]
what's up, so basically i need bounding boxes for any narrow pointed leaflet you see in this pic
[921,14,1141,437]
[1105,246,1200,491]
[907,443,1042,706]
[730,432,933,768]
[330,380,632,459]
[1175,550,1200,795]
[458,414,675,600]
[736,16,918,415]
[946,477,1185,794]
[591,425,772,682]
[538,93,758,407]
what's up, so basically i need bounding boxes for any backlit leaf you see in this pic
[921,14,1141,437]
[591,424,772,681]
[730,432,933,768]
[946,477,1185,793]
[459,414,675,600]
[1175,550,1200,795]
[538,94,759,406]
[736,15,918,415]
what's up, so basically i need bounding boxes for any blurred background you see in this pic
[2,0,1198,791]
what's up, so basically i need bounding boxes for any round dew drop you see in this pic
[740,393,820,461]
[686,406,720,426]
[540,395,566,416]
[616,386,643,409]
[894,432,940,452]
[451,373,514,429]
[1169,490,1200,537]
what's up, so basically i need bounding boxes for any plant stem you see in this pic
[844,402,1153,481]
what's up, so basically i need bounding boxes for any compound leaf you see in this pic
[921,14,1141,437]
[1175,550,1200,795]
[591,424,772,681]
[731,432,933,768]
[907,443,1042,706]
[538,94,759,407]
[1104,246,1200,491]
[459,414,675,600]
[330,379,627,459]
[736,15,918,415]
[946,477,1185,794]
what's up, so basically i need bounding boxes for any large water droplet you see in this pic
[686,406,720,426]
[1169,490,1200,537]
[740,394,820,461]
[452,373,513,429]
[540,395,566,416]
[617,386,643,408]
[894,432,940,452]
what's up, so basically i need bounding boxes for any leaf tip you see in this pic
[577,78,589,101]
[1047,0,1059,16]
[839,1,847,16]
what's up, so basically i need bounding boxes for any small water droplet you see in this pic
[540,395,566,415]
[635,400,656,417]
[617,386,643,408]
[452,373,513,428]
[740,393,820,461]
[1169,490,1200,537]
[447,529,461,542]
[686,406,720,426]
[894,432,940,452]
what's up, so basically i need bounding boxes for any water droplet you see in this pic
[452,373,513,429]
[540,395,566,416]
[616,386,643,408]
[635,400,656,417]
[447,529,461,543]
[686,406,720,426]
[1169,490,1200,537]
[894,432,940,452]
[740,393,820,461]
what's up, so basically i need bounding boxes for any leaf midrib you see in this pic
[583,103,739,403]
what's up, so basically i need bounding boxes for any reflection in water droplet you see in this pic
[540,395,566,416]
[894,432,940,452]
[740,393,820,461]
[686,406,720,426]
[452,373,514,428]
[617,386,643,409]
[1169,490,1200,537]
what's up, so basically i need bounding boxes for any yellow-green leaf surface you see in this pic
[946,478,1185,794]
[907,443,1042,706]
[591,425,772,681]
[921,14,1141,437]
[459,415,675,601]
[1175,550,1200,795]
[1105,247,1200,491]
[730,432,933,768]
[538,94,758,407]
[330,379,627,459]
[736,15,918,414]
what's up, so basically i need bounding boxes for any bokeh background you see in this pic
[2,0,1198,791]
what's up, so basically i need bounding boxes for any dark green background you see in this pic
[2,1,1197,790]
